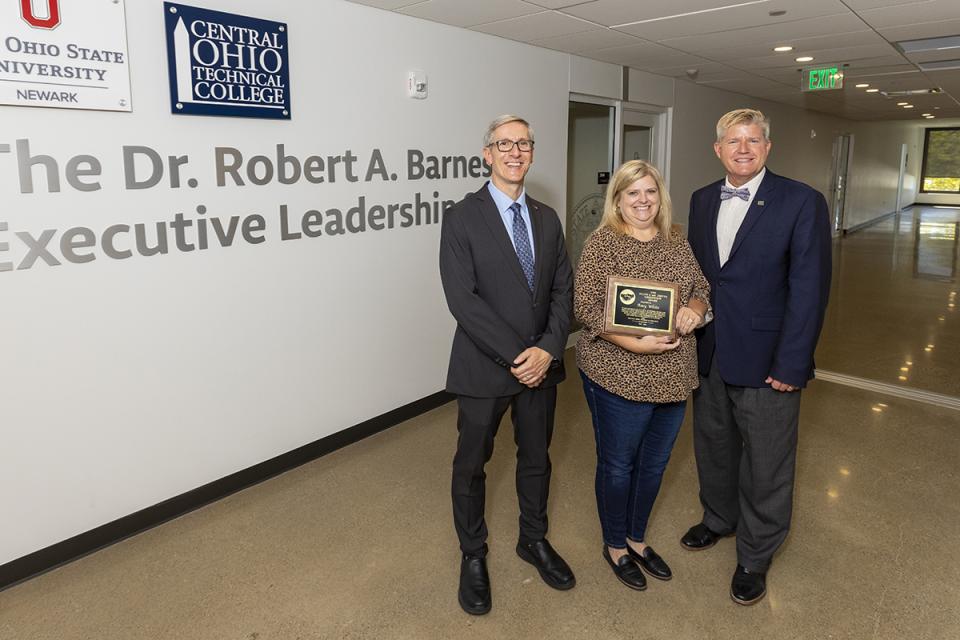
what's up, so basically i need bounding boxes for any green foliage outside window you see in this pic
[921,128,960,193]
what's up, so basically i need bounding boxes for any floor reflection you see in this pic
[816,206,960,397]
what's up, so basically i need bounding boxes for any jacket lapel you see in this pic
[727,170,778,264]
[476,186,533,293]
[705,181,723,274]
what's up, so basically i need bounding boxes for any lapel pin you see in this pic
[757,200,765,206]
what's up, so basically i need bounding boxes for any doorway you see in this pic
[831,134,854,232]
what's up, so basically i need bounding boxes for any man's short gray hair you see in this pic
[484,115,534,147]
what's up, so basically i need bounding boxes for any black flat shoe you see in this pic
[516,539,576,590]
[458,554,491,615]
[730,564,766,606]
[602,546,647,591]
[627,544,672,581]
[680,522,733,551]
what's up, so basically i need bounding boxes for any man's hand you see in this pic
[511,347,553,388]
[765,376,797,392]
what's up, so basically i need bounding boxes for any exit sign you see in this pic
[803,65,844,91]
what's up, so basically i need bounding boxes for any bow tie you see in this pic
[720,185,750,201]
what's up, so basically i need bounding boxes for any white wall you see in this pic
[668,79,926,231]
[0,0,569,565]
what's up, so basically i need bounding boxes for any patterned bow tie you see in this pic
[720,185,750,201]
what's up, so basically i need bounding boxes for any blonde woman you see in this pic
[575,160,709,590]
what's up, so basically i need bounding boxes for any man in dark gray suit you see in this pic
[439,115,575,615]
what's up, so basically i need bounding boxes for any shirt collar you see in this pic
[487,181,527,213]
[724,167,766,194]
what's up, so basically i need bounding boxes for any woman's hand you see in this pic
[601,331,680,354]
[675,305,703,336]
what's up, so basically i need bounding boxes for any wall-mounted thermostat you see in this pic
[407,70,427,99]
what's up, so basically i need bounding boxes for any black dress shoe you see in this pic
[680,522,732,551]
[458,554,491,615]
[730,564,766,606]
[627,544,672,581]
[516,539,576,590]
[603,546,647,591]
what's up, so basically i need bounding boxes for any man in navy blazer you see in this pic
[439,115,575,615]
[683,109,832,605]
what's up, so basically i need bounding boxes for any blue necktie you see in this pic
[510,202,535,291]
[720,185,750,201]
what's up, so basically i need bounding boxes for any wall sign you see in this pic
[163,2,290,119]
[0,0,132,111]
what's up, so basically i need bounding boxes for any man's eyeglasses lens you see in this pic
[494,139,534,152]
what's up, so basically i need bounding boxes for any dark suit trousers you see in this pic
[692,357,801,573]
[452,386,557,556]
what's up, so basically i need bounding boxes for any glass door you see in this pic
[566,98,615,271]
[831,134,853,232]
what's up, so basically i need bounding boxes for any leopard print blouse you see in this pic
[575,225,710,403]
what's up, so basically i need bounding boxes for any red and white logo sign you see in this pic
[20,0,61,30]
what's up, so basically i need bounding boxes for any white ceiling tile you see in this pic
[591,41,704,68]
[473,11,598,40]
[843,0,925,8]
[560,0,752,28]
[678,30,884,62]
[611,0,849,42]
[843,64,922,78]
[398,0,542,28]
[858,0,960,29]
[530,28,642,53]
[646,12,866,54]
[878,18,960,42]
[346,0,426,9]
[525,0,599,8]
[904,50,960,64]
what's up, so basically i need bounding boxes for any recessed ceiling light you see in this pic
[855,83,870,88]
[903,104,914,108]
[897,101,909,105]
[922,113,932,116]
[866,88,879,93]
[773,45,793,52]
[796,56,814,62]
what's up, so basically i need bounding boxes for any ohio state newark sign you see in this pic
[0,0,132,111]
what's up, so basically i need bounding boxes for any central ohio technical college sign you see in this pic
[163,2,290,119]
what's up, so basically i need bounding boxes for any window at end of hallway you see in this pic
[920,127,960,193]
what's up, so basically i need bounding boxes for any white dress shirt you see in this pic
[717,168,765,267]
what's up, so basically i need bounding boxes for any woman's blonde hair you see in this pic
[600,160,673,241]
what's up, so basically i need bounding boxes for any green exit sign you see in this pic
[803,65,844,91]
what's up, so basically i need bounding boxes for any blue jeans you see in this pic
[580,371,686,548]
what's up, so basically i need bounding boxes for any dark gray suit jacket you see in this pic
[439,183,573,397]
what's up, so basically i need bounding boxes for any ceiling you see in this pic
[347,0,960,122]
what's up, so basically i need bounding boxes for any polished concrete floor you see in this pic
[2,207,959,640]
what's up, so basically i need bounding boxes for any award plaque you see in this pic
[603,275,679,339]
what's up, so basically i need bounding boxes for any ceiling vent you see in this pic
[918,59,960,72]
[896,35,960,53]
[880,87,943,97]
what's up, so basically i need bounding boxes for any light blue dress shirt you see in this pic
[487,181,535,261]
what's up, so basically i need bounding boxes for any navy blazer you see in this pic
[439,184,573,397]
[687,170,832,388]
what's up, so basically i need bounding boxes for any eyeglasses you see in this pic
[489,139,534,152]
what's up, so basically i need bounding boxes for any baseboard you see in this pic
[0,390,454,592]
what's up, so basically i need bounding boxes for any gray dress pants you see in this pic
[692,358,801,573]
